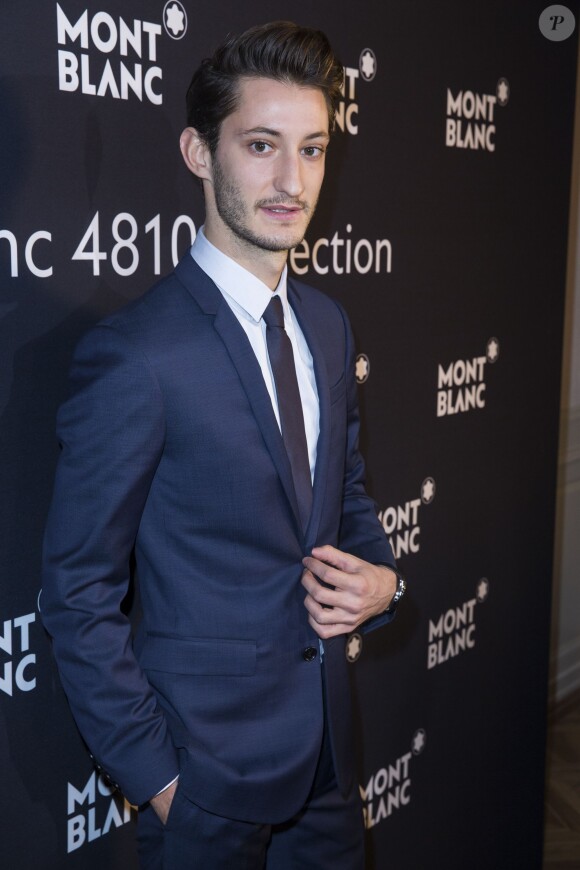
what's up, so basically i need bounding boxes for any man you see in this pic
[41,21,404,869]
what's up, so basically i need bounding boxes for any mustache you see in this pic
[255,196,309,211]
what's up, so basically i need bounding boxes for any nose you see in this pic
[274,151,305,199]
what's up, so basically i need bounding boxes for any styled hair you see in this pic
[185,21,343,154]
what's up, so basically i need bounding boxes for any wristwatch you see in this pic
[384,566,407,614]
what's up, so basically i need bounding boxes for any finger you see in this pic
[303,556,366,594]
[302,556,345,588]
[309,545,363,573]
[301,570,340,606]
[301,574,362,613]
[301,567,331,596]
[307,613,359,640]
[303,593,357,627]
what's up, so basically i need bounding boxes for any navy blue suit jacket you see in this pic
[41,254,394,823]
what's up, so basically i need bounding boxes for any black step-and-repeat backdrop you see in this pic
[1,1,577,868]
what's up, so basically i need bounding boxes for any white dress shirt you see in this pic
[190,227,320,479]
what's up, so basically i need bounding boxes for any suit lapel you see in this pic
[175,255,303,533]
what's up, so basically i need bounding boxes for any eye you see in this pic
[249,141,273,154]
[302,145,325,159]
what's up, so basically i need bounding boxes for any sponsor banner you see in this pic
[437,339,499,417]
[360,728,427,830]
[337,48,378,135]
[289,224,392,278]
[445,79,509,152]
[378,477,436,560]
[0,611,38,697]
[0,211,197,280]
[67,771,136,854]
[427,578,489,670]
[55,1,188,105]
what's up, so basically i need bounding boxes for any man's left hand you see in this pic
[301,545,397,639]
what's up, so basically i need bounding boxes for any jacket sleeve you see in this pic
[334,302,398,634]
[41,324,179,806]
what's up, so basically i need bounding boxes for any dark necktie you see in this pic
[263,296,313,530]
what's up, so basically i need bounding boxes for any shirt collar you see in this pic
[190,226,288,323]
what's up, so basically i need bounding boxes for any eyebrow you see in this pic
[239,126,330,141]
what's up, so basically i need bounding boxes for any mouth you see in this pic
[259,204,305,220]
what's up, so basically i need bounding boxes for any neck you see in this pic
[203,219,288,291]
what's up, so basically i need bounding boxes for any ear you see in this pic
[180,127,212,182]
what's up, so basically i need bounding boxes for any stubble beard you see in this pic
[212,158,317,254]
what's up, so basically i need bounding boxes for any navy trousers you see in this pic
[136,709,365,870]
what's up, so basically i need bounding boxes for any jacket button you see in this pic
[302,646,318,662]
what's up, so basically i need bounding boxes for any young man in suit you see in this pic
[42,21,404,869]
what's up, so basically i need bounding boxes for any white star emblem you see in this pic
[477,578,489,602]
[496,78,510,106]
[412,728,426,755]
[163,1,187,39]
[346,633,362,662]
[355,354,370,384]
[486,337,500,363]
[421,477,436,505]
[359,48,377,82]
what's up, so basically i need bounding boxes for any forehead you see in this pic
[225,76,329,135]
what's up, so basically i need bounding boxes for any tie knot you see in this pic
[263,296,285,330]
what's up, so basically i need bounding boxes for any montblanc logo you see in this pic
[346,632,363,662]
[355,353,370,384]
[336,48,377,135]
[56,3,189,104]
[360,728,426,829]
[377,477,435,560]
[0,611,37,697]
[446,79,509,152]
[427,579,489,670]
[437,338,499,417]
[67,771,136,853]
[412,729,426,755]
[163,1,187,39]
[359,48,377,82]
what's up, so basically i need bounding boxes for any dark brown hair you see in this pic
[185,21,343,154]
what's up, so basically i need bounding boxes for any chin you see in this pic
[240,228,306,254]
